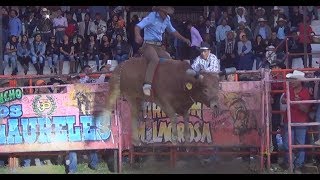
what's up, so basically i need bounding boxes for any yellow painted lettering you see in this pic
[201,122,212,143]
[158,121,172,142]
[176,122,185,143]
[193,123,201,142]
[138,121,146,141]
[189,124,195,143]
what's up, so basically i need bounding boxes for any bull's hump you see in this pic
[160,59,190,69]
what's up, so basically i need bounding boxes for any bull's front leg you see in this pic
[159,102,178,145]
[183,112,190,144]
[169,114,178,145]
[128,98,144,146]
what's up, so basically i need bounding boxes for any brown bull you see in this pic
[104,57,221,145]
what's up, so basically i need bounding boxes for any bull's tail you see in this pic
[97,68,121,135]
[105,69,121,112]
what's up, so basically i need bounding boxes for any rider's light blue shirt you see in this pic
[136,12,176,42]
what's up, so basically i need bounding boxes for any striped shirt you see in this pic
[191,53,220,73]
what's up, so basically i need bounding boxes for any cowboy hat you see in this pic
[272,6,280,11]
[235,6,246,12]
[276,18,287,23]
[226,30,237,38]
[286,70,306,79]
[153,6,174,15]
[199,42,211,50]
[257,17,268,22]
[35,79,46,86]
[266,45,275,50]
[255,7,265,14]
[279,8,285,13]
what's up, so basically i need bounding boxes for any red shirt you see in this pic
[284,87,311,123]
[298,23,313,44]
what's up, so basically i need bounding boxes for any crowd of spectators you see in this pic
[1,6,319,76]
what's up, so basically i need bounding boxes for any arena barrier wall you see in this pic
[118,81,264,149]
[0,83,120,153]
[0,79,265,172]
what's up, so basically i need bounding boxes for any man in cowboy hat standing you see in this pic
[253,17,272,41]
[191,42,220,74]
[135,6,191,96]
[280,70,311,173]
[36,8,53,43]
[251,7,267,30]
[274,18,290,41]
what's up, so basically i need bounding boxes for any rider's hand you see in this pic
[135,35,143,45]
[185,39,191,46]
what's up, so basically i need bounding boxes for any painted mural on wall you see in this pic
[0,84,119,153]
[0,81,263,153]
[119,81,263,148]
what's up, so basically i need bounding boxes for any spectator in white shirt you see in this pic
[215,18,231,58]
[191,42,220,73]
[53,9,68,43]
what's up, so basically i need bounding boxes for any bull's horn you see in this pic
[199,74,204,81]
[186,69,197,77]
[219,67,237,76]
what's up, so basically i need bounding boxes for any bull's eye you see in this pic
[203,89,208,94]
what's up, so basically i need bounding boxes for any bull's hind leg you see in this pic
[170,114,178,145]
[183,113,191,144]
[127,98,144,146]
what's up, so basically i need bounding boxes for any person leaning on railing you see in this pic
[280,70,311,173]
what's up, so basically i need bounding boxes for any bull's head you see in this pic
[185,67,236,114]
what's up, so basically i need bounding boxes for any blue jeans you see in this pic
[238,53,254,70]
[115,54,129,65]
[55,31,65,44]
[68,151,99,173]
[47,54,59,68]
[60,54,75,61]
[87,54,100,71]
[31,56,45,64]
[255,56,263,69]
[282,124,307,168]
[4,54,18,71]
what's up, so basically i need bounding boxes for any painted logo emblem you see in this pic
[32,95,57,116]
